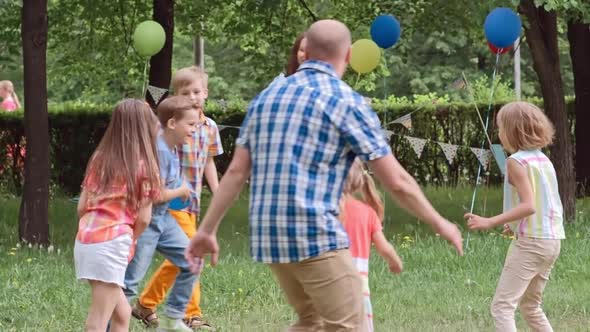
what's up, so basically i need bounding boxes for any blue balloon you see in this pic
[370,15,401,49]
[484,8,522,48]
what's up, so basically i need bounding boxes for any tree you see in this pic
[146,0,174,108]
[518,0,576,220]
[568,20,590,196]
[569,23,590,196]
[19,0,50,245]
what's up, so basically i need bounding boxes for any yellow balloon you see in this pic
[350,39,381,74]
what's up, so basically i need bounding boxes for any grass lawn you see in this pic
[0,187,589,331]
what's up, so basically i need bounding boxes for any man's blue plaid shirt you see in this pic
[237,60,391,263]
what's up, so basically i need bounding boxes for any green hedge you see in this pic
[0,99,576,194]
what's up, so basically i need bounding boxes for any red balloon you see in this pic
[487,41,512,55]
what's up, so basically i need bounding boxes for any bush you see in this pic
[0,98,575,194]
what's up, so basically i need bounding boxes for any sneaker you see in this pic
[156,316,193,332]
[184,316,216,331]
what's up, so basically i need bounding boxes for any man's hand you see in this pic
[433,219,464,256]
[185,231,219,275]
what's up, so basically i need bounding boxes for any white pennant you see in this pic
[471,147,493,171]
[382,129,394,140]
[392,113,412,130]
[406,136,427,158]
[438,142,459,165]
[147,85,168,104]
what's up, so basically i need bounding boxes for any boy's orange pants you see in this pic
[139,210,202,318]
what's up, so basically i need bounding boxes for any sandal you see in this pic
[183,316,216,331]
[132,302,159,327]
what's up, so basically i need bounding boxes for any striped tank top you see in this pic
[503,150,565,239]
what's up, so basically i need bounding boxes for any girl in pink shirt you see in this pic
[0,80,21,111]
[341,159,403,332]
[74,99,161,332]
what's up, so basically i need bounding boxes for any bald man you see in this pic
[186,19,463,331]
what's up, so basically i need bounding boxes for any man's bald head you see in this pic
[305,20,352,64]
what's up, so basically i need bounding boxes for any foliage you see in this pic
[535,0,590,22]
[469,74,516,103]
[0,0,581,105]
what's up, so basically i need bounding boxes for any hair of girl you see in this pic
[497,101,555,153]
[83,99,161,209]
[285,33,306,76]
[342,159,385,222]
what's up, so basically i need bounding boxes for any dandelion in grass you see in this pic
[8,252,15,256]
[26,258,32,263]
[10,247,17,251]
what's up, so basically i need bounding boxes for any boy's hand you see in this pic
[465,213,494,231]
[179,182,191,201]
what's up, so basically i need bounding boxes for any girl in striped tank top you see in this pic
[465,101,564,332]
[340,159,403,332]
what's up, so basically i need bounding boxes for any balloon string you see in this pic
[142,59,149,98]
[354,72,361,89]
[465,52,501,252]
[382,49,387,99]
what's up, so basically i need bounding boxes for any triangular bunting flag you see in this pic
[147,85,168,104]
[392,113,412,130]
[471,147,493,171]
[382,129,394,140]
[438,142,459,165]
[406,136,427,158]
[491,144,507,175]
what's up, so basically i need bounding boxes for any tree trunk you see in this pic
[518,0,576,221]
[568,22,590,197]
[19,0,50,245]
[146,0,174,108]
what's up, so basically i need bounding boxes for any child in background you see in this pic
[123,96,201,332]
[0,80,21,111]
[340,158,403,332]
[466,101,565,332]
[132,66,222,330]
[74,99,161,332]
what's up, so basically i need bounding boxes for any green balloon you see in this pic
[133,20,166,57]
[350,39,381,74]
